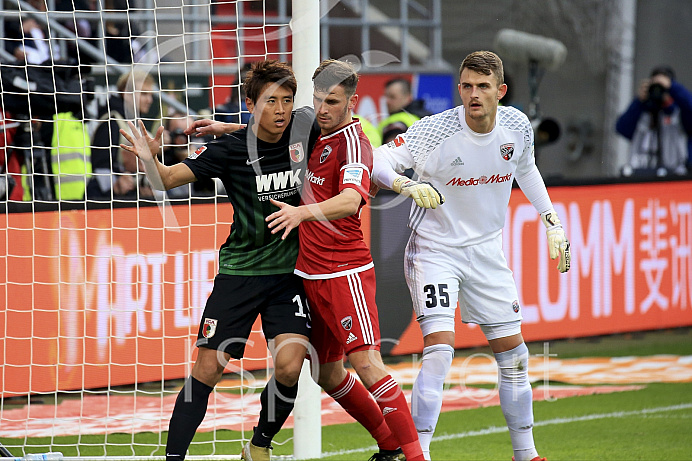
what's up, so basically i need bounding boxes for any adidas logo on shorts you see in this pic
[451,157,464,166]
[346,332,357,344]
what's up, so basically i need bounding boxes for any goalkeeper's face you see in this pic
[248,83,295,143]
[458,68,507,132]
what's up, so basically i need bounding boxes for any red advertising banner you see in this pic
[0,202,371,397]
[391,180,692,354]
[2,180,691,394]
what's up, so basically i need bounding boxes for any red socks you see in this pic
[369,375,424,461]
[328,373,399,451]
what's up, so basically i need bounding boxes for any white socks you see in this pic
[494,342,539,461]
[411,344,454,460]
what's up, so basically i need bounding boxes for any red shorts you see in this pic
[303,268,381,364]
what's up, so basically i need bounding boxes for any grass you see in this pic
[2,328,691,459]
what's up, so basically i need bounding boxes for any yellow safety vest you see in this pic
[354,114,382,148]
[51,112,91,200]
[377,111,421,137]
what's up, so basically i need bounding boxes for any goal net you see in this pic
[0,0,318,458]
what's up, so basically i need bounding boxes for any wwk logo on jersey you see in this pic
[341,316,352,330]
[500,143,514,161]
[343,168,364,186]
[289,142,304,163]
[203,318,218,338]
[255,169,302,201]
[320,145,332,163]
[188,145,206,159]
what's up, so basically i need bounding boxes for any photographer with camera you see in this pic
[616,66,692,177]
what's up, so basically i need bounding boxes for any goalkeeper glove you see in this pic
[541,211,571,273]
[392,177,445,209]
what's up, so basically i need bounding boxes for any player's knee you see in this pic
[273,361,302,387]
[494,342,530,384]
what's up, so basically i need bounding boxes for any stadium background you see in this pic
[1,0,692,458]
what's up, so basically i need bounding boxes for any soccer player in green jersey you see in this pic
[121,60,319,461]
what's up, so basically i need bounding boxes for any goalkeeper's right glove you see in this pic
[392,177,445,209]
[540,211,571,273]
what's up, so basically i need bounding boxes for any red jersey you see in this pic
[295,120,373,279]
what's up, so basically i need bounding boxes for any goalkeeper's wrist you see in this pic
[540,210,562,229]
[392,176,413,194]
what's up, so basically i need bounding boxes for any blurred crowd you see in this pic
[2,2,691,203]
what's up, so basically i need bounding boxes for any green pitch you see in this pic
[3,328,692,460]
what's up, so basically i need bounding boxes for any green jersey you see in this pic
[183,107,319,275]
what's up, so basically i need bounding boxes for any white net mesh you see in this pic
[0,1,303,458]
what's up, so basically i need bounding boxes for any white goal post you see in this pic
[0,0,321,459]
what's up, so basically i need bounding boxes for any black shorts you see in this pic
[196,273,311,359]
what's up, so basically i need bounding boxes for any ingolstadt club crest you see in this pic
[341,315,353,330]
[500,143,514,161]
[320,145,332,163]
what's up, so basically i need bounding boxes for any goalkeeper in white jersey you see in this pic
[372,51,571,461]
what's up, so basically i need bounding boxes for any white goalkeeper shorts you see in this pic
[404,232,522,337]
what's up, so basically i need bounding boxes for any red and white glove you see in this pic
[541,211,571,273]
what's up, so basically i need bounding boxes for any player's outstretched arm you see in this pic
[266,189,362,240]
[541,210,571,273]
[120,120,196,191]
[184,119,245,137]
[392,176,445,209]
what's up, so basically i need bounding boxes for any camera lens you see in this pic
[648,83,666,108]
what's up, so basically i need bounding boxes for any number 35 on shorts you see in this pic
[424,283,451,308]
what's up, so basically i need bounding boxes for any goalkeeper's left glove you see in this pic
[541,211,571,273]
[392,176,445,209]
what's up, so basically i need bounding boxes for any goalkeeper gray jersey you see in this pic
[374,105,545,247]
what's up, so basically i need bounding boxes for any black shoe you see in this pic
[368,447,405,461]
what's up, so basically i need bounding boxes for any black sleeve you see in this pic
[182,135,232,180]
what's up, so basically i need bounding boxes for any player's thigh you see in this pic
[196,274,265,360]
[304,278,345,365]
[308,270,381,359]
[260,273,312,341]
[459,235,521,325]
[405,234,460,336]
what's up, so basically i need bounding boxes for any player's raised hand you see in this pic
[266,199,306,240]
[120,120,163,162]
[541,211,571,273]
[392,176,445,209]
[184,119,245,137]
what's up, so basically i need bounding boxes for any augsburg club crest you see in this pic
[500,143,514,161]
[203,318,218,338]
[289,142,305,163]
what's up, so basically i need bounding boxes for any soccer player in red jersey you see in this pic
[267,59,424,461]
